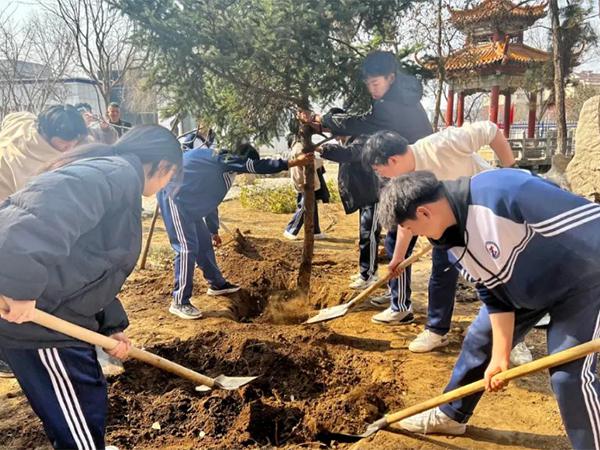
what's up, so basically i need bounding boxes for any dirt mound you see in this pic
[106,326,405,449]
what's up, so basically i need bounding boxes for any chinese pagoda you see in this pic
[426,0,551,138]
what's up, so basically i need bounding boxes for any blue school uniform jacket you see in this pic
[165,148,289,221]
[437,169,600,315]
[0,155,143,348]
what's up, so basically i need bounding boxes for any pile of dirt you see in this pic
[106,326,406,449]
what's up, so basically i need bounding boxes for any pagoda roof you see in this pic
[450,0,547,29]
[423,40,550,74]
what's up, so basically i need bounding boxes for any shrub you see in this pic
[240,179,340,214]
[240,183,298,213]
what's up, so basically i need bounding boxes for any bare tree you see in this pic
[550,0,568,155]
[0,7,74,121]
[40,0,147,109]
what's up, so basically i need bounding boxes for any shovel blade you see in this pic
[322,417,387,442]
[214,374,258,390]
[304,304,351,324]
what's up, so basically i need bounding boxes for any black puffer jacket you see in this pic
[0,154,144,348]
[321,72,433,144]
[321,137,379,214]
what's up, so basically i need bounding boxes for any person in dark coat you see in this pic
[300,50,434,317]
[316,108,381,289]
[0,125,182,450]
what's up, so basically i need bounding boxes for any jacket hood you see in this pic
[382,71,424,106]
[430,177,471,248]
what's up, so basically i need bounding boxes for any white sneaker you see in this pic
[169,303,203,320]
[349,272,362,281]
[510,342,533,366]
[314,232,327,240]
[399,407,466,435]
[409,329,449,353]
[105,446,120,450]
[369,292,391,307]
[349,275,379,290]
[283,230,298,240]
[371,307,414,324]
[534,313,551,328]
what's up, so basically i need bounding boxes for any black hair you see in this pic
[235,143,260,160]
[45,125,182,177]
[362,130,409,167]
[378,171,444,229]
[37,105,89,142]
[74,102,92,113]
[361,51,398,79]
[108,102,120,109]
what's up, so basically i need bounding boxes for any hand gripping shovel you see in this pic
[0,299,256,391]
[304,243,433,324]
[329,337,600,442]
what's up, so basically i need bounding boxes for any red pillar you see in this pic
[527,91,537,138]
[445,88,454,127]
[489,85,500,124]
[456,92,465,127]
[503,92,511,138]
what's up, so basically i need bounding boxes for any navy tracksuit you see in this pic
[0,151,149,449]
[435,170,600,450]
[159,148,289,304]
[3,347,107,450]
[385,227,458,336]
[359,204,381,280]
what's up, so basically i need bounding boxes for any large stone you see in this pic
[566,95,600,201]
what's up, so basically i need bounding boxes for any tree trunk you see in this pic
[296,123,315,294]
[550,0,568,155]
[432,0,444,131]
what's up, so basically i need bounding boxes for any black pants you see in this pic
[358,203,381,280]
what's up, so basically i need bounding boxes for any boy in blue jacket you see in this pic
[379,169,600,450]
[158,144,311,320]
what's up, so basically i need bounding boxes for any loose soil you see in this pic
[0,183,570,449]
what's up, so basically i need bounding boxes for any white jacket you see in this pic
[412,121,497,180]
[0,112,62,201]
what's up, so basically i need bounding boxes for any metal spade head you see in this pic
[321,417,389,443]
[194,374,259,392]
[304,303,351,324]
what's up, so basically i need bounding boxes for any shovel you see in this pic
[304,243,433,324]
[328,337,600,442]
[0,298,257,391]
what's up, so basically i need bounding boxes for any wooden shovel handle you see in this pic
[347,243,433,309]
[384,338,600,426]
[0,298,216,388]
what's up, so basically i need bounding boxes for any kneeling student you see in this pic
[378,169,600,450]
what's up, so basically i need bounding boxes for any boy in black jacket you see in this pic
[300,51,434,312]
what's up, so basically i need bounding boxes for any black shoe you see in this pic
[0,359,14,378]
[207,282,241,296]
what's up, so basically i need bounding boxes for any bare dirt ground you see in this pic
[0,195,569,450]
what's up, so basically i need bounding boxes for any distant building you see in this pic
[0,60,104,117]
[572,70,600,87]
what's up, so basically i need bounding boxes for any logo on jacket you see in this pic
[485,241,500,259]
